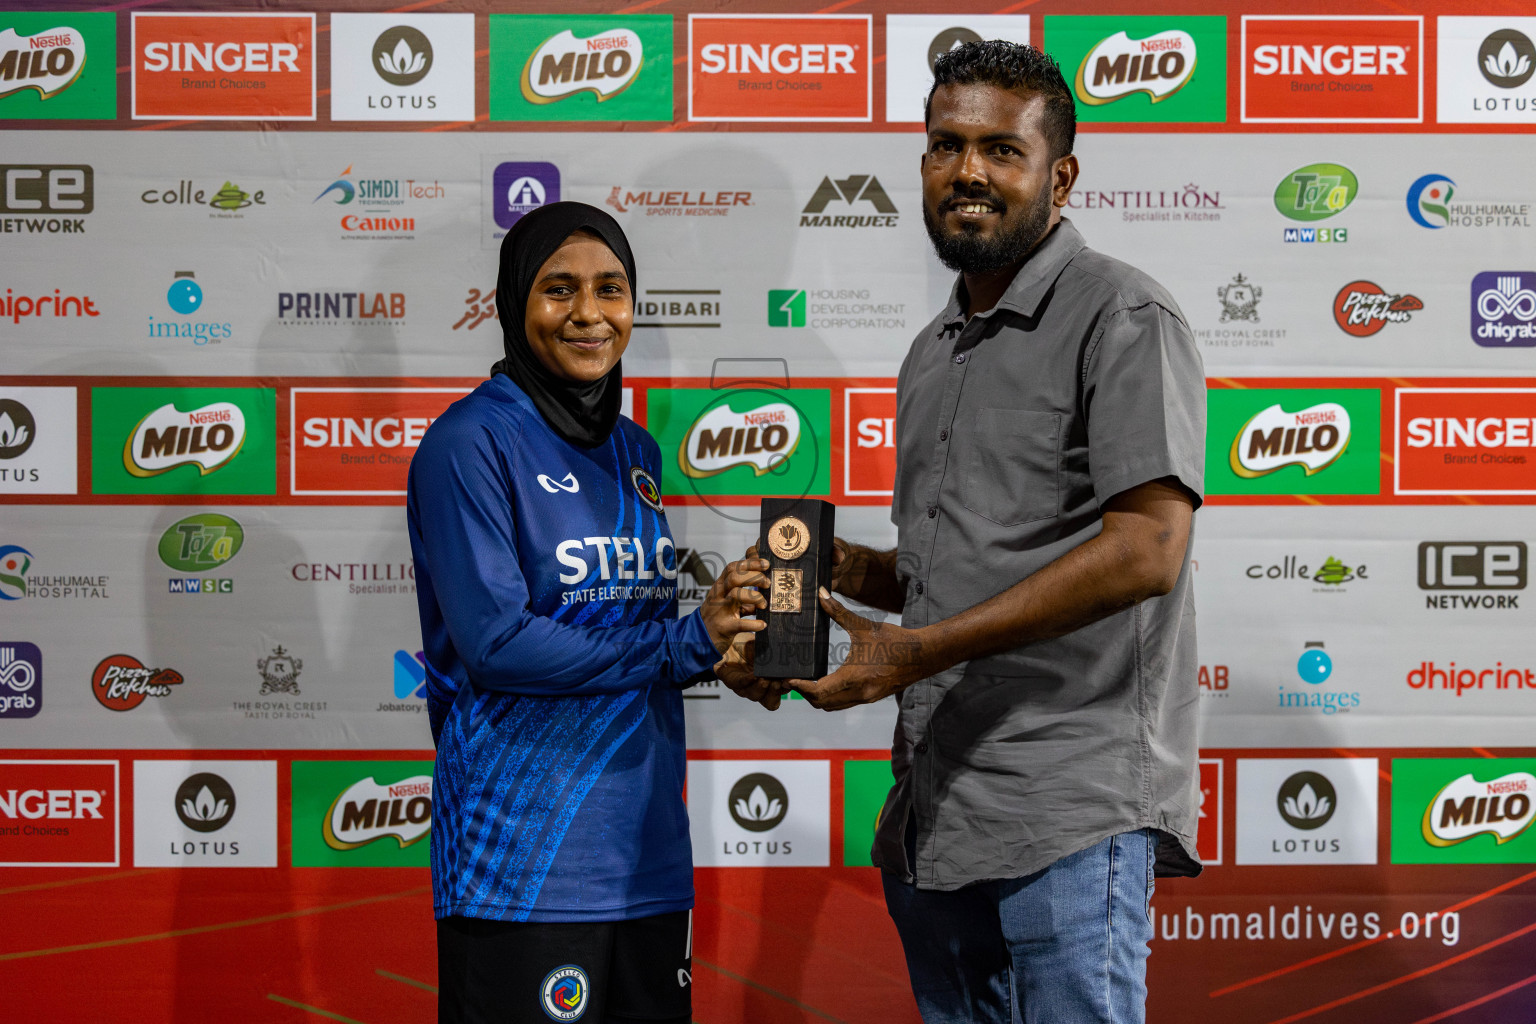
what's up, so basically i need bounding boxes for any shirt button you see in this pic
[926,506,937,518]
[915,581,925,595]
[954,353,967,364]
[939,429,948,442]
[915,742,929,754]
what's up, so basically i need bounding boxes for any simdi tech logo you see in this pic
[1437,18,1536,124]
[1393,758,1536,864]
[1043,16,1226,123]
[689,14,872,122]
[645,388,831,501]
[489,15,671,122]
[91,387,276,496]
[290,760,433,867]
[132,12,315,121]
[1206,387,1381,496]
[884,16,1031,123]
[1241,16,1422,123]
[0,12,115,119]
[1395,387,1536,495]
[330,14,475,122]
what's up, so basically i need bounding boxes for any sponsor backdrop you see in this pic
[2,2,1535,1023]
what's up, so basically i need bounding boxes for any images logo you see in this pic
[1274,163,1357,222]
[1393,758,1536,863]
[0,14,114,119]
[322,773,432,850]
[1481,29,1536,88]
[1241,16,1422,123]
[689,14,872,122]
[1407,173,1455,228]
[132,12,316,120]
[767,289,806,328]
[91,654,183,712]
[373,26,431,87]
[1396,388,1536,495]
[799,174,897,228]
[0,643,40,719]
[1043,16,1227,123]
[0,399,35,459]
[150,271,232,345]
[0,545,30,600]
[1472,272,1536,347]
[174,772,235,832]
[491,15,671,122]
[1277,642,1362,717]
[1207,388,1380,496]
[541,966,589,1022]
[1333,281,1422,336]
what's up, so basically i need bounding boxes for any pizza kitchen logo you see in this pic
[680,401,802,479]
[123,402,246,478]
[92,654,183,712]
[1230,402,1351,478]
[1333,281,1422,336]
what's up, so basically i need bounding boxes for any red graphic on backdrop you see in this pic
[844,388,895,496]
[1333,280,1422,337]
[1396,388,1536,495]
[132,13,315,120]
[1242,17,1422,123]
[291,388,469,496]
[0,760,117,866]
[1197,759,1224,865]
[689,15,871,121]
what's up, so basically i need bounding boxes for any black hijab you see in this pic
[491,202,636,449]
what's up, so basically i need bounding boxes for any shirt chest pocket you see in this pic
[960,409,1061,527]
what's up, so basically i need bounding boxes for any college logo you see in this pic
[330,14,474,122]
[689,14,872,122]
[799,174,897,228]
[1437,19,1536,123]
[92,654,184,712]
[491,161,560,237]
[140,179,268,217]
[884,16,1031,123]
[688,759,830,866]
[1241,16,1422,123]
[1246,554,1365,589]
[1393,758,1536,863]
[1472,272,1536,347]
[132,12,316,120]
[323,774,432,849]
[1208,388,1379,496]
[491,15,671,122]
[92,387,275,496]
[0,14,114,119]
[0,643,40,719]
[541,966,589,1022]
[257,646,301,696]
[1333,281,1422,337]
[291,387,466,496]
[1237,758,1378,864]
[1396,387,1536,495]
[0,164,93,235]
[768,289,806,328]
[0,760,117,867]
[1045,16,1226,123]
[0,387,75,494]
[174,772,235,832]
[1274,163,1357,225]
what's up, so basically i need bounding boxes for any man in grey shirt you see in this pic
[721,40,1205,1024]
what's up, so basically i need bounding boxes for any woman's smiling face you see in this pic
[523,230,634,383]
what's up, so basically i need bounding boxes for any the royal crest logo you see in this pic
[1422,771,1535,847]
[680,402,801,478]
[257,645,301,696]
[1333,281,1422,337]
[92,654,183,712]
[540,965,590,1021]
[123,402,247,478]
[1230,402,1352,478]
[0,26,87,102]
[322,774,432,850]
[523,28,642,104]
[1074,30,1196,105]
[1217,273,1261,323]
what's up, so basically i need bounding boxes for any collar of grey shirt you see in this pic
[941,216,1091,331]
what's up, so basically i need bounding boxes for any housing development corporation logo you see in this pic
[1438,19,1536,123]
[132,12,316,120]
[330,14,474,121]
[0,643,40,719]
[1333,281,1422,337]
[1241,16,1422,123]
[0,13,114,119]
[689,14,872,121]
[1043,16,1227,123]
[1393,758,1536,864]
[491,15,671,122]
[1472,272,1536,347]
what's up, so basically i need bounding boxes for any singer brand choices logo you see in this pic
[1393,759,1536,864]
[689,14,872,121]
[1208,388,1381,496]
[0,760,118,867]
[490,15,671,122]
[1241,16,1422,123]
[290,761,433,866]
[91,388,276,496]
[0,13,115,119]
[1395,388,1536,495]
[646,388,830,500]
[1044,16,1226,122]
[291,388,466,496]
[131,12,315,120]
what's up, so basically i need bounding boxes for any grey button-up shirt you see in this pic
[875,217,1206,889]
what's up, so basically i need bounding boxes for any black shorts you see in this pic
[437,910,692,1024]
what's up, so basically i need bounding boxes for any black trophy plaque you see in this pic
[756,497,836,680]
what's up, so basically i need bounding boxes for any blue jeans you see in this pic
[883,829,1156,1024]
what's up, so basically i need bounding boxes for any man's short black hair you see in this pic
[925,40,1077,162]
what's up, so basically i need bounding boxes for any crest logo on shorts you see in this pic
[540,965,589,1020]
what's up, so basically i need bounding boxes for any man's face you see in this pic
[921,83,1077,274]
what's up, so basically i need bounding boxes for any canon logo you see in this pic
[0,788,102,819]
[698,43,856,75]
[1251,45,1408,77]
[142,41,300,74]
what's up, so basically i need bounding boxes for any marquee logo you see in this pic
[681,401,801,478]
[1472,272,1536,347]
[91,654,183,712]
[1423,771,1535,846]
[132,12,316,121]
[322,774,432,850]
[0,26,85,101]
[491,15,670,122]
[799,174,897,228]
[1075,30,1197,105]
[124,402,246,478]
[689,14,872,122]
[523,28,642,104]
[1230,402,1351,478]
[1241,16,1422,123]
[1333,281,1422,337]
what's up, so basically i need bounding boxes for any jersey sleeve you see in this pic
[409,411,720,696]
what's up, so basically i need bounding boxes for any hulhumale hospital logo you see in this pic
[1407,174,1455,228]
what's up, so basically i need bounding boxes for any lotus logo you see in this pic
[1075,30,1197,105]
[175,772,236,833]
[522,28,643,104]
[680,400,801,478]
[728,772,788,832]
[1277,771,1336,830]
[1479,29,1536,89]
[123,402,247,478]
[1423,771,1536,847]
[0,399,36,459]
[1230,402,1351,478]
[0,27,87,102]
[372,26,432,88]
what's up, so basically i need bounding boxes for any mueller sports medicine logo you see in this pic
[132,12,315,120]
[689,14,872,121]
[607,187,753,219]
[523,27,643,103]
[1396,388,1536,495]
[0,26,86,101]
[0,164,93,235]
[1419,542,1526,610]
[123,402,245,478]
[1230,402,1351,478]
[1422,772,1536,847]
[681,401,801,478]
[322,774,432,850]
[1074,29,1197,105]
[1334,281,1422,337]
[1241,16,1422,123]
[1472,272,1536,347]
[800,175,896,228]
[291,388,466,496]
[92,655,183,712]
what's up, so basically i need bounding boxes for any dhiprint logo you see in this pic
[123,402,246,478]
[799,174,897,228]
[322,774,432,850]
[1407,174,1455,228]
[174,772,235,833]
[538,472,579,494]
[1229,402,1351,478]
[0,643,41,719]
[541,965,589,1022]
[92,654,184,712]
[1481,29,1536,88]
[1277,771,1336,829]
[1472,272,1536,347]
[1333,281,1422,337]
[729,772,788,832]
[372,25,431,87]
[0,399,36,460]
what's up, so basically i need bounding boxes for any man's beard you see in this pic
[923,184,1054,274]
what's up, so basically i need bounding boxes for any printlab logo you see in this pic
[373,26,431,86]
[1472,272,1536,347]
[1217,274,1261,322]
[175,772,235,832]
[1333,281,1422,337]
[257,646,302,696]
[492,161,560,231]
[728,772,788,832]
[799,174,897,228]
[0,643,41,720]
[0,400,36,459]
[1277,771,1336,829]
[0,545,32,599]
[1481,29,1536,88]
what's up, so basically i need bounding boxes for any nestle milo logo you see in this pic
[0,26,86,102]
[1230,402,1351,479]
[1075,30,1196,105]
[158,513,244,572]
[681,400,801,478]
[123,402,247,478]
[1274,163,1358,222]
[522,28,642,104]
[323,774,432,850]
[1422,771,1536,848]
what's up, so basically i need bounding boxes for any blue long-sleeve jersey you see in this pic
[406,374,718,923]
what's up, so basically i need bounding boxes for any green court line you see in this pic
[375,968,437,994]
[267,993,369,1024]
[693,956,847,1024]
